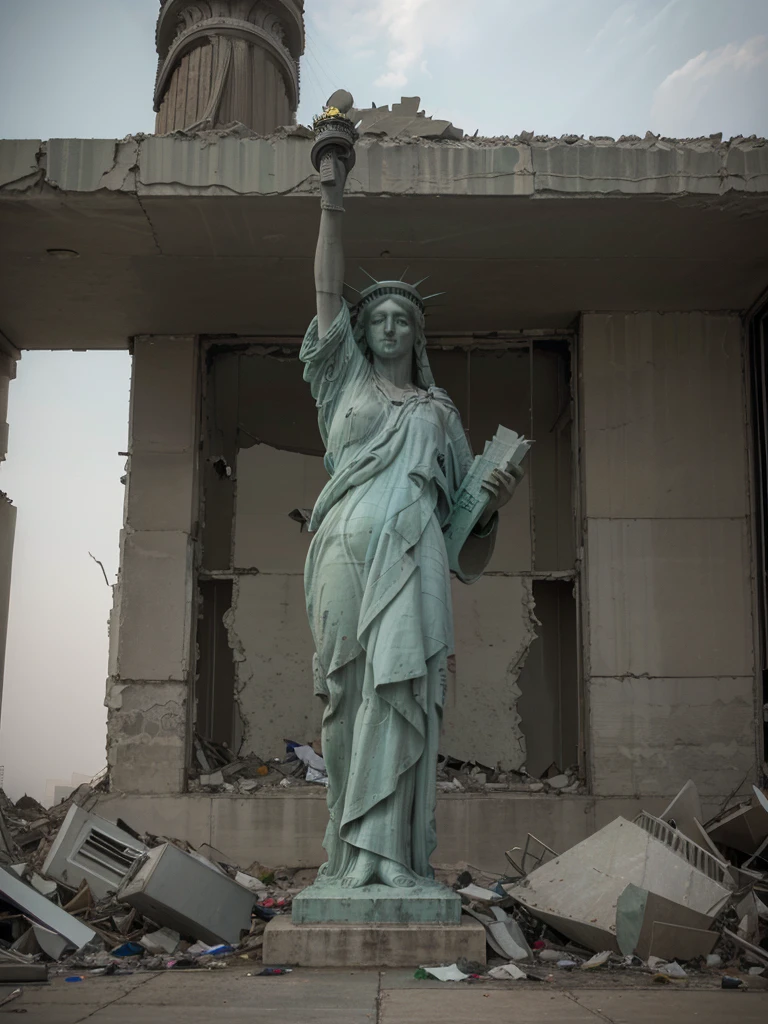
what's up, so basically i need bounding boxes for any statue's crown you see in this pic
[349,270,443,315]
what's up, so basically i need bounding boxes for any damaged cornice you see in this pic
[1,131,766,200]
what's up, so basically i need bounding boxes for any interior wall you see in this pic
[197,340,577,770]
[581,312,757,800]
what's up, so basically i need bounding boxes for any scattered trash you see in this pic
[656,960,686,979]
[488,962,526,980]
[456,884,501,904]
[0,989,22,1009]
[722,975,745,989]
[421,964,470,982]
[139,928,180,956]
[0,779,306,980]
[257,967,292,976]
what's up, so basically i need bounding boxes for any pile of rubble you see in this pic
[0,783,311,981]
[437,779,768,988]
[188,735,328,793]
[437,757,584,794]
[188,734,586,796]
[2,773,765,988]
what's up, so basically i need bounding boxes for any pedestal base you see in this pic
[292,880,461,924]
[263,914,486,968]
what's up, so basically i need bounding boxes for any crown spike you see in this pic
[422,291,445,302]
[343,281,361,294]
[358,267,379,284]
[411,276,429,289]
[399,267,410,281]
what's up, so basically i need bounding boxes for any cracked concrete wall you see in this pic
[3,133,765,200]
[581,312,757,800]
[107,335,199,795]
[224,344,573,768]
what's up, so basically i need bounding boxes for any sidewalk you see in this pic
[4,967,767,1024]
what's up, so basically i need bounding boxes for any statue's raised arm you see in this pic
[310,91,359,339]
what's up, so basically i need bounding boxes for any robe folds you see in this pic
[300,304,496,879]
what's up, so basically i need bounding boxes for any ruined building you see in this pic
[0,1,766,869]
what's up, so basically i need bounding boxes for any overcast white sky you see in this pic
[0,0,766,802]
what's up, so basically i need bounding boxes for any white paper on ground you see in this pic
[423,964,470,982]
[457,884,502,902]
[488,963,526,980]
[293,745,326,772]
[235,871,267,894]
[658,961,687,978]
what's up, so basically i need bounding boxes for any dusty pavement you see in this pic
[2,967,767,1023]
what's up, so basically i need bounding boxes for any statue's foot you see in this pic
[377,857,416,888]
[340,849,378,888]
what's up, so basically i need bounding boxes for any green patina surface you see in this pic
[292,881,462,924]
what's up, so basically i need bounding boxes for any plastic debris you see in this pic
[422,964,471,982]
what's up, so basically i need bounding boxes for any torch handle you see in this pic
[319,151,338,185]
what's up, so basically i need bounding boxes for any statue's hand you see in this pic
[479,466,522,526]
[319,151,349,213]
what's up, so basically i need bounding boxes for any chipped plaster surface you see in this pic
[0,132,766,199]
[106,680,188,795]
[444,576,533,770]
[105,334,199,795]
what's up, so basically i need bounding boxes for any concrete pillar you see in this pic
[107,335,199,795]
[0,333,19,728]
[580,312,756,801]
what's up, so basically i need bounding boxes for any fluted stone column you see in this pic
[154,1,305,134]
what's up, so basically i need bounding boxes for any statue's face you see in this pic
[365,298,415,364]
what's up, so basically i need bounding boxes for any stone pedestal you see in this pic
[263,915,486,968]
[292,881,461,924]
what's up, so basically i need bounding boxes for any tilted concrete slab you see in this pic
[0,133,767,348]
[503,817,731,953]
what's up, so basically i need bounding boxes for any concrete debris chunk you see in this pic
[616,883,717,960]
[705,788,768,857]
[139,927,180,955]
[503,817,732,955]
[488,962,526,980]
[350,96,463,140]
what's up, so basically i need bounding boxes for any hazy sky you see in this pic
[0,0,766,801]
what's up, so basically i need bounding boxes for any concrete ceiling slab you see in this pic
[1,134,767,348]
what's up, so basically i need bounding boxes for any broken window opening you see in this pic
[195,336,582,779]
[195,579,238,749]
[747,297,768,770]
[516,580,579,777]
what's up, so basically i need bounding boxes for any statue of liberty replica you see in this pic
[292,93,530,924]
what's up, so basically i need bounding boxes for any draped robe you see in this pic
[301,304,497,880]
